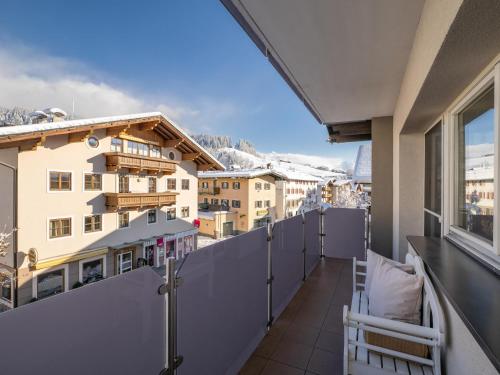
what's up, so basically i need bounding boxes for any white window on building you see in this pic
[118,212,129,228]
[150,145,161,158]
[233,182,241,190]
[49,171,72,191]
[167,178,177,190]
[255,201,262,208]
[264,183,271,190]
[34,267,67,300]
[84,214,102,233]
[117,251,133,274]
[181,206,189,218]
[182,179,190,190]
[201,181,208,189]
[167,207,176,221]
[147,209,157,224]
[221,199,229,208]
[255,182,262,190]
[49,218,72,239]
[265,200,271,208]
[221,182,229,189]
[232,200,241,208]
[84,173,102,191]
[110,138,123,152]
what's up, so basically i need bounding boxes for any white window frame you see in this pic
[83,214,103,234]
[47,216,74,241]
[117,211,130,229]
[181,206,190,218]
[444,64,500,266]
[47,169,74,193]
[82,172,103,192]
[167,207,177,221]
[116,251,133,274]
[147,209,157,225]
[78,255,107,284]
[32,264,69,300]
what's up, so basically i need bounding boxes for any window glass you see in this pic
[167,178,177,190]
[127,141,138,154]
[181,207,189,218]
[167,208,176,220]
[147,209,157,224]
[84,173,102,191]
[148,177,157,193]
[49,218,71,238]
[110,138,122,152]
[264,183,271,190]
[232,200,241,208]
[222,182,229,189]
[233,182,240,189]
[456,85,494,242]
[49,171,72,191]
[84,215,102,233]
[118,212,129,228]
[0,273,12,302]
[117,252,133,274]
[150,145,161,158]
[255,201,262,208]
[87,136,99,148]
[37,269,64,299]
[255,182,262,190]
[81,258,104,284]
[119,175,129,193]
[425,123,442,214]
[425,212,441,237]
[181,179,190,190]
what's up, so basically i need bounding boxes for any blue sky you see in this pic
[0,0,366,167]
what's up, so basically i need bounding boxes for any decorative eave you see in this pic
[326,120,372,143]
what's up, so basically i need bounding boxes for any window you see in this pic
[118,212,129,228]
[203,198,208,204]
[147,209,157,224]
[150,145,161,158]
[424,122,442,238]
[221,182,229,189]
[148,177,157,193]
[455,85,494,243]
[232,200,241,208]
[84,215,102,233]
[201,181,208,189]
[119,175,129,193]
[167,178,177,190]
[167,208,176,220]
[233,182,240,190]
[255,182,262,190]
[84,173,102,191]
[181,206,189,218]
[117,252,133,274]
[0,272,12,304]
[36,268,66,299]
[264,183,271,190]
[221,199,229,207]
[168,151,175,160]
[127,141,148,156]
[255,201,262,208]
[49,218,71,239]
[80,257,105,284]
[264,200,271,208]
[110,138,122,152]
[181,179,190,190]
[211,199,219,205]
[49,171,72,191]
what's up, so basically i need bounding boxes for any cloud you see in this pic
[0,42,237,132]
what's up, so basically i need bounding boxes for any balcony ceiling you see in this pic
[222,0,424,133]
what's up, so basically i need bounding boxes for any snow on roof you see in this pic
[0,112,224,170]
[271,167,322,182]
[199,168,283,179]
[466,166,494,181]
[332,179,352,186]
[353,144,371,184]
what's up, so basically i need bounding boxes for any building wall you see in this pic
[247,175,277,229]
[199,211,238,238]
[371,116,393,258]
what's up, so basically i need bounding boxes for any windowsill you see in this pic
[407,235,500,372]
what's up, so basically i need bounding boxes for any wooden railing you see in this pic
[105,152,177,175]
[105,192,178,211]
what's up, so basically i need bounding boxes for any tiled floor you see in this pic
[239,257,352,375]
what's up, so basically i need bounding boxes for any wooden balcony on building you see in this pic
[105,152,177,175]
[105,192,178,211]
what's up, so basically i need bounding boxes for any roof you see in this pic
[199,168,284,179]
[352,144,371,184]
[272,168,322,182]
[0,112,224,171]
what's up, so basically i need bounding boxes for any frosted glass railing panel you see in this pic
[324,207,366,260]
[304,209,320,276]
[271,215,304,318]
[0,267,165,375]
[177,227,268,375]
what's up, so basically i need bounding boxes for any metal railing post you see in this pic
[159,257,183,375]
[320,207,325,258]
[266,223,274,329]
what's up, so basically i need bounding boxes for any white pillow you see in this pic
[368,259,424,325]
[365,249,414,295]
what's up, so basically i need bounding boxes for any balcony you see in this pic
[105,152,177,175]
[198,203,230,212]
[105,192,177,211]
[199,187,221,195]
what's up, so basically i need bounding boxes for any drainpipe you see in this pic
[0,162,17,308]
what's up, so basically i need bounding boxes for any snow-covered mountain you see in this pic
[0,107,33,126]
[192,134,347,179]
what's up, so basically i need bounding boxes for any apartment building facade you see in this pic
[275,171,322,218]
[320,178,352,205]
[0,112,223,308]
[198,169,281,238]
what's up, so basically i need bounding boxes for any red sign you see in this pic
[156,238,164,247]
[193,219,200,228]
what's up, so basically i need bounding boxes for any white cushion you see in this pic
[368,259,424,325]
[365,249,414,295]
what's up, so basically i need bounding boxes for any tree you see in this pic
[0,228,14,257]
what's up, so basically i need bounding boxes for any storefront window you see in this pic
[81,258,104,284]
[37,269,65,299]
[117,252,133,274]
[0,273,12,302]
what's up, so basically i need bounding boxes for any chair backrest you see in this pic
[406,254,445,340]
